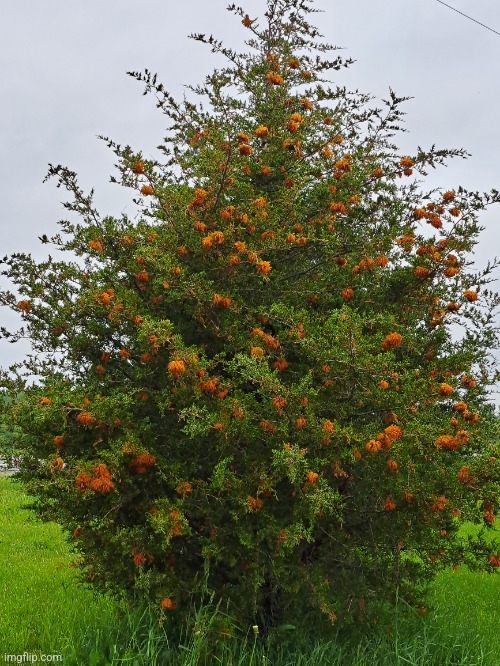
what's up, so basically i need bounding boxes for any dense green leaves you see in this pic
[1,0,500,635]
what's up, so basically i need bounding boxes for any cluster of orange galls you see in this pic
[75,463,114,494]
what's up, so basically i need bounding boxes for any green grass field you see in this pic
[1,475,499,665]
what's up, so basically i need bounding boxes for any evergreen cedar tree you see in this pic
[1,0,500,633]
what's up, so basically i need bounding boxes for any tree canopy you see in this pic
[1,0,500,634]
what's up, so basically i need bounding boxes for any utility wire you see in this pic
[435,0,500,38]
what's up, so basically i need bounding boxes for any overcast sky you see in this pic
[1,0,499,397]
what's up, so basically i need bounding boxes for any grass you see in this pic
[0,475,499,665]
[430,567,500,660]
[0,476,117,658]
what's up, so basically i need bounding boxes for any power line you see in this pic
[435,0,500,38]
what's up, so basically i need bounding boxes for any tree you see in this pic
[0,392,25,469]
[1,0,500,634]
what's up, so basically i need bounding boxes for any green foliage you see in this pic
[0,391,26,465]
[1,0,500,635]
[1,475,499,664]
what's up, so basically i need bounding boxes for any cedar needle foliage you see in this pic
[1,0,500,634]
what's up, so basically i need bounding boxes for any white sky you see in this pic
[1,0,499,397]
